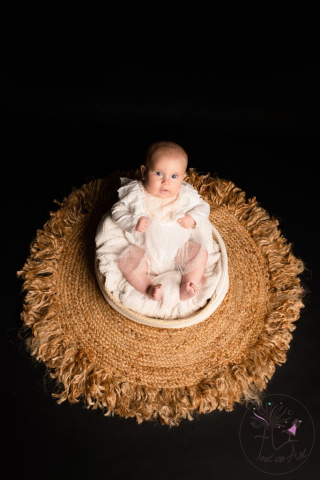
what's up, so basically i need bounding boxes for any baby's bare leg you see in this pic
[177,241,208,301]
[117,245,163,300]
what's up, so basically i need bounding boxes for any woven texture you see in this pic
[17,170,305,426]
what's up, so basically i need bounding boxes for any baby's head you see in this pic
[141,141,188,198]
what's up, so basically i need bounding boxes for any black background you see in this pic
[2,57,320,479]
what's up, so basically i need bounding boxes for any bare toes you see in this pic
[147,284,163,301]
[180,282,197,301]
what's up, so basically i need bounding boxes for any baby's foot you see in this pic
[180,282,197,301]
[147,284,163,301]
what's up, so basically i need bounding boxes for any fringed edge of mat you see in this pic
[17,169,306,427]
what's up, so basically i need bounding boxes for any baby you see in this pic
[111,141,212,301]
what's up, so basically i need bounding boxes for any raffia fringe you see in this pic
[17,169,305,427]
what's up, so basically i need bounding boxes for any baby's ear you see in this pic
[140,165,146,180]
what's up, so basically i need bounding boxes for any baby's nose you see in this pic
[162,176,170,184]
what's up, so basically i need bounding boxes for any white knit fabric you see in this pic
[95,213,224,320]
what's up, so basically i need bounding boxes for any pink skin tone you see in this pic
[117,148,208,301]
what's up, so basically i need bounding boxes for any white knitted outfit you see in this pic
[111,178,213,276]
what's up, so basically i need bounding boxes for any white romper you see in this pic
[111,178,213,276]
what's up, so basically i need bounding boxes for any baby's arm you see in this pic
[178,198,210,229]
[111,200,150,233]
[111,199,141,233]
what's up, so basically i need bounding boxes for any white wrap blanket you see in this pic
[95,211,229,321]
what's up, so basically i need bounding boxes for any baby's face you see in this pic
[141,150,187,198]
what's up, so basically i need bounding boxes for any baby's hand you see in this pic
[177,214,196,229]
[134,216,151,232]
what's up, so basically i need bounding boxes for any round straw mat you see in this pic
[17,169,305,426]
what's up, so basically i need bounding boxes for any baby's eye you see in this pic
[156,171,163,176]
[172,174,178,179]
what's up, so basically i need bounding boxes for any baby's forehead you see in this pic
[149,148,187,168]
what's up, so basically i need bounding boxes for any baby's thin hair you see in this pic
[144,141,188,169]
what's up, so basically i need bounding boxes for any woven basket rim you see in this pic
[94,220,230,328]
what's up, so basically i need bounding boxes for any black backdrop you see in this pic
[3,65,319,479]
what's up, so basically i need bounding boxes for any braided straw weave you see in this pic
[17,170,305,426]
